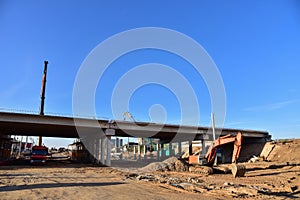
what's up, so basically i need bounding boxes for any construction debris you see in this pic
[248,155,261,163]
[189,166,213,175]
[260,142,275,160]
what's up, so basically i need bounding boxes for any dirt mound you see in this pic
[267,139,300,163]
[139,157,188,172]
[189,166,213,175]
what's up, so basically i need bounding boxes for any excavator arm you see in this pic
[205,132,243,165]
[231,132,243,163]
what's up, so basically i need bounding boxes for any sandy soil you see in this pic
[0,139,299,200]
[0,164,206,200]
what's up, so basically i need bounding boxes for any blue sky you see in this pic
[1,1,300,147]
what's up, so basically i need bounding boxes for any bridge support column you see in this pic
[201,139,206,155]
[138,145,141,160]
[169,143,172,156]
[178,142,182,156]
[143,145,147,160]
[93,138,98,163]
[104,129,115,166]
[100,137,105,164]
[105,136,111,166]
[133,145,136,160]
[95,137,100,164]
[86,137,96,163]
[156,143,160,161]
[161,144,165,158]
[115,137,119,153]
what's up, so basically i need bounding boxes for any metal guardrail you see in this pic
[0,107,110,121]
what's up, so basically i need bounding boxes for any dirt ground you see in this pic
[0,139,299,200]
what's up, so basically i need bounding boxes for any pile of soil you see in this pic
[267,139,300,163]
[139,156,188,173]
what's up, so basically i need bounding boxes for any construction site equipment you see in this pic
[206,132,243,165]
[188,132,245,177]
[30,145,48,165]
[38,61,48,146]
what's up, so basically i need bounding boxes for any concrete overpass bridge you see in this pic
[0,111,269,139]
[0,111,270,165]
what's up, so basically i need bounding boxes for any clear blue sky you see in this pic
[1,1,300,147]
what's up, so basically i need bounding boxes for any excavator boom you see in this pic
[205,132,243,165]
[232,132,243,163]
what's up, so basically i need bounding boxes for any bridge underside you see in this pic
[0,112,270,142]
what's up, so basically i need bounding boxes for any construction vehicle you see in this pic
[188,132,245,177]
[28,61,49,165]
[30,145,48,165]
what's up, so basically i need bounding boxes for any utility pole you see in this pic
[211,112,216,141]
[38,61,48,146]
[211,112,218,166]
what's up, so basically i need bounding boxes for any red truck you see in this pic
[30,146,48,164]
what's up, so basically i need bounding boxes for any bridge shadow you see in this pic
[246,162,300,172]
[246,162,300,177]
[247,169,300,177]
[0,160,106,170]
[0,174,116,179]
[258,190,300,199]
[0,181,125,192]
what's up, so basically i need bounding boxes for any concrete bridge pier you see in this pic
[159,143,162,159]
[178,142,182,156]
[105,135,111,166]
[96,136,104,164]
[88,135,102,164]
[133,145,137,160]
[161,143,166,158]
[143,144,147,160]
[114,138,118,153]
[201,139,206,155]
[156,143,160,161]
[103,129,114,166]
[138,145,141,160]
[84,136,96,163]
[169,143,173,156]
[100,136,106,165]
[94,138,99,163]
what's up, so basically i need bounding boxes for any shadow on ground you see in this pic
[0,182,125,192]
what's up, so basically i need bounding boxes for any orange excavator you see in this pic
[205,132,243,165]
[188,132,245,177]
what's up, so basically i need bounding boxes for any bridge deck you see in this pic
[0,112,270,141]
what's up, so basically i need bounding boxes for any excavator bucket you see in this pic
[231,163,246,178]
